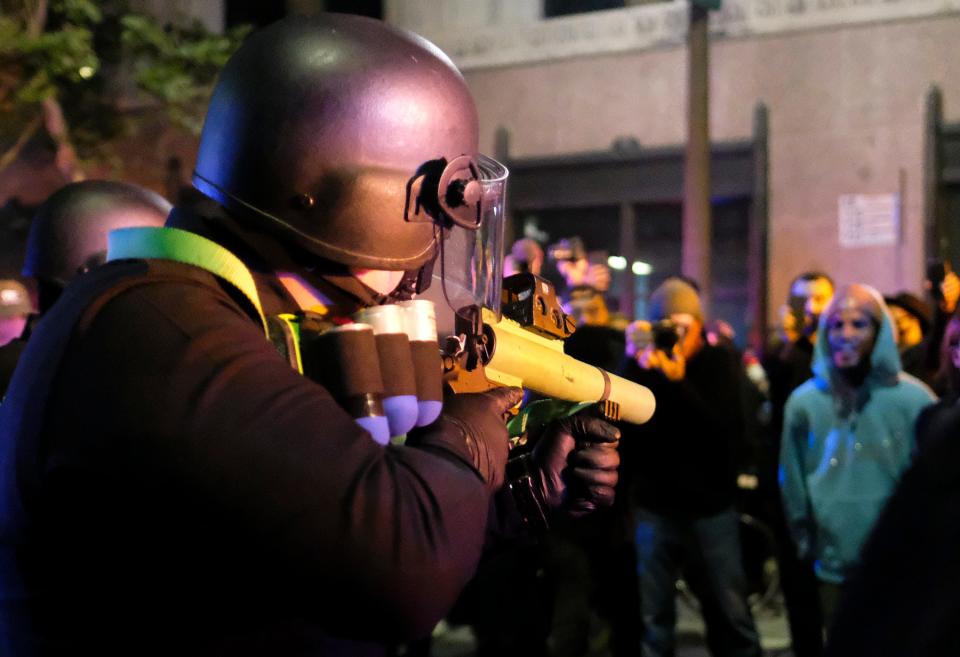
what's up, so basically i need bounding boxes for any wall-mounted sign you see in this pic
[837,194,900,248]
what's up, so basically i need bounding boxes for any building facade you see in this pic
[389,0,960,337]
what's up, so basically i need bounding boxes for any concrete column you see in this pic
[619,203,637,320]
[747,103,769,350]
[924,86,944,260]
[682,3,712,314]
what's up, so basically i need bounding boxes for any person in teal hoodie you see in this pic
[779,283,935,626]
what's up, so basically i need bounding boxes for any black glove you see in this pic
[530,414,621,518]
[406,387,522,491]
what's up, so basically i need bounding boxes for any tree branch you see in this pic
[26,0,49,39]
[0,111,41,174]
[42,96,82,181]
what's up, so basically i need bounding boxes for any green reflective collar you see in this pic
[107,226,267,334]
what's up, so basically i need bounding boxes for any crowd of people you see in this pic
[0,11,956,657]
[497,235,958,656]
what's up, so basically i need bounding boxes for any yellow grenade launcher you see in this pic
[442,274,655,428]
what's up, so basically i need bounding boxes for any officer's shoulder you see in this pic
[66,258,254,331]
[94,258,231,301]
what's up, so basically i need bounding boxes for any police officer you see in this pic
[0,15,620,656]
[22,180,172,315]
[0,180,169,396]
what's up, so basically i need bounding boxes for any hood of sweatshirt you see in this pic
[811,283,902,389]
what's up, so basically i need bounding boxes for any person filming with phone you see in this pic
[620,278,761,657]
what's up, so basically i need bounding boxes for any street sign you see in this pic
[838,194,900,248]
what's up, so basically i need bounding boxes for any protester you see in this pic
[767,272,835,422]
[564,287,625,374]
[933,315,960,402]
[772,302,802,349]
[779,284,935,628]
[547,236,612,299]
[504,238,544,277]
[885,291,934,386]
[760,271,835,657]
[923,262,960,394]
[549,253,634,657]
[621,277,761,657]
[823,349,960,655]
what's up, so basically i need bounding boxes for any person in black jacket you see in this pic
[885,291,935,386]
[760,271,834,657]
[620,278,760,657]
[0,15,621,657]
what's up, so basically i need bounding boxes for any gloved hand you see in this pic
[530,414,621,517]
[406,387,522,491]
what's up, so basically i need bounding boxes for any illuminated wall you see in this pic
[388,0,960,317]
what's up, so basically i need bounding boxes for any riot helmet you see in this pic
[23,180,171,309]
[192,13,508,281]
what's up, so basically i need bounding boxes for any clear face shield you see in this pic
[430,154,508,327]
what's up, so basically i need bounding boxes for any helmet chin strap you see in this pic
[388,250,438,302]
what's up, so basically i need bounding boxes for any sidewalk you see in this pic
[427,591,794,657]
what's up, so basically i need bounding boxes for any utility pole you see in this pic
[682,0,714,313]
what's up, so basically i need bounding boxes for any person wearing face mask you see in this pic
[779,284,935,630]
[620,278,761,657]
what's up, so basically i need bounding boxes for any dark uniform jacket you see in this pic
[0,220,499,656]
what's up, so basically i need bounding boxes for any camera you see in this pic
[652,320,681,352]
[547,237,586,263]
[627,319,683,354]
